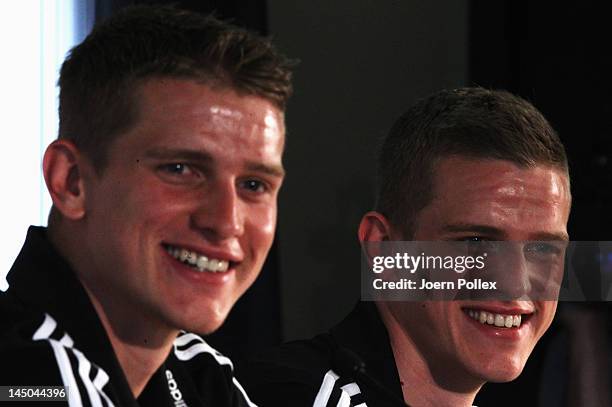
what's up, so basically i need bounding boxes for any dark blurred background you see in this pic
[96,1,611,405]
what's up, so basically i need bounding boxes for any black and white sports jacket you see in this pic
[0,226,257,407]
[241,302,405,407]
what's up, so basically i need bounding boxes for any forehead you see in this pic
[414,156,571,238]
[138,78,284,132]
[110,78,285,159]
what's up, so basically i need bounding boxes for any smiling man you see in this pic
[0,5,292,406]
[242,88,571,406]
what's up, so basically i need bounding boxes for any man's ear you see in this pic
[42,139,89,220]
[358,211,395,270]
[358,211,393,242]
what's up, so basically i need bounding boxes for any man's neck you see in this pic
[47,224,177,397]
[377,303,481,407]
[83,283,177,397]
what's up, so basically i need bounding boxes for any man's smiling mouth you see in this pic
[465,309,526,328]
[164,244,230,273]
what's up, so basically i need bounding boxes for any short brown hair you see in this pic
[376,87,569,237]
[58,5,295,170]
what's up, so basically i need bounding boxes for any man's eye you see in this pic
[525,242,562,256]
[240,179,267,193]
[464,237,501,254]
[156,163,202,184]
[160,163,192,175]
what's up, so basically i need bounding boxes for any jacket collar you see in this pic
[7,226,136,405]
[329,301,403,399]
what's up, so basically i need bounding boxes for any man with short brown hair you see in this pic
[0,5,293,406]
[243,88,571,407]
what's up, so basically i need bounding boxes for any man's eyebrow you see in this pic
[442,223,569,241]
[144,147,214,164]
[529,232,570,242]
[245,162,285,178]
[443,224,507,238]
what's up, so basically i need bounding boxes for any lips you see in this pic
[164,244,232,273]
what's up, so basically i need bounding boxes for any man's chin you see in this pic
[166,302,233,336]
[198,308,234,336]
[476,360,525,383]
[177,318,227,336]
[195,318,227,336]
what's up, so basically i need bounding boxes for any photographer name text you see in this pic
[373,278,497,290]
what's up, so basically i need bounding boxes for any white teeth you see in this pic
[467,309,524,328]
[187,252,197,265]
[196,256,208,271]
[479,312,487,324]
[166,245,230,273]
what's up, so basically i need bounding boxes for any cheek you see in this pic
[391,303,443,335]
[129,182,195,220]
[537,302,558,334]
[247,205,277,243]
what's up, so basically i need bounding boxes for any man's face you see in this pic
[383,156,570,383]
[79,79,284,334]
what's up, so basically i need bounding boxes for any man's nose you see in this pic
[488,244,533,300]
[190,181,244,241]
